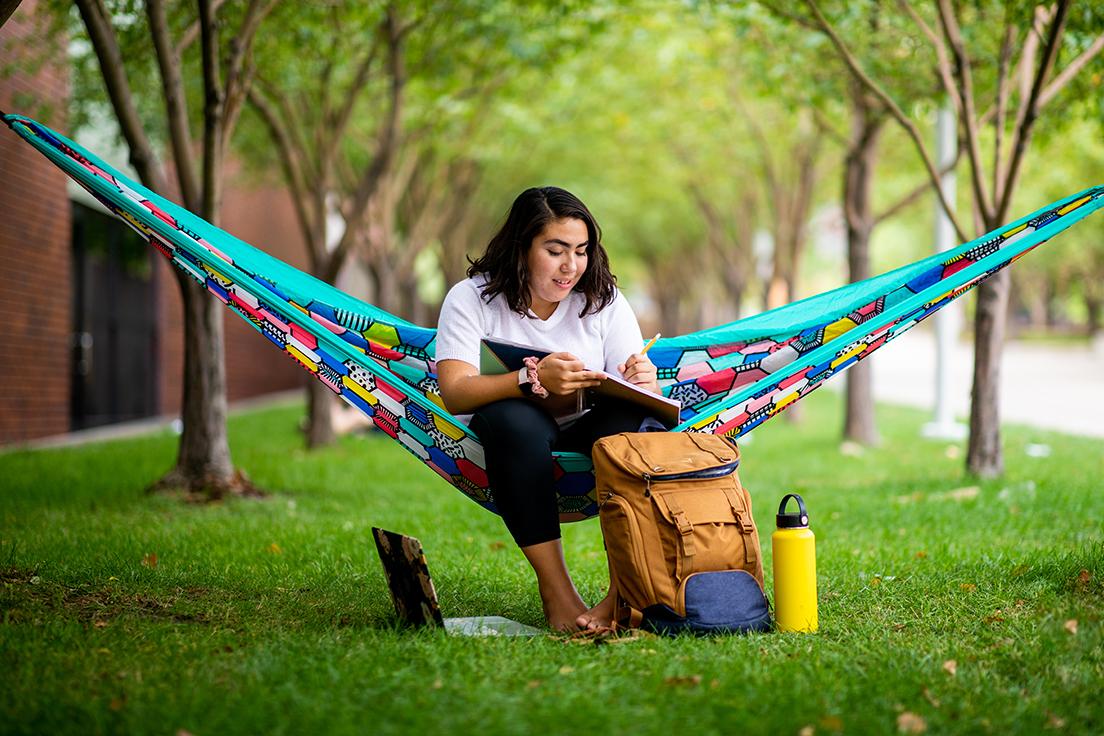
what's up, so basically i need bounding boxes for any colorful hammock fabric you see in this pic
[6,113,1102,520]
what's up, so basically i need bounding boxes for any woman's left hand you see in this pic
[618,353,660,394]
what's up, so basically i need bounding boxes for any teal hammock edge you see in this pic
[6,112,1102,519]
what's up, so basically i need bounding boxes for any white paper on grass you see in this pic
[443,616,544,637]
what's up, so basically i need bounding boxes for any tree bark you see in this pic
[1086,295,1101,338]
[306,378,336,448]
[152,273,243,497]
[764,131,820,310]
[842,89,884,446]
[966,269,1010,477]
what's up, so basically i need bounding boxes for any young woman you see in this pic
[435,186,661,631]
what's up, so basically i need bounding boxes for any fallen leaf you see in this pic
[914,551,928,559]
[1064,619,1078,635]
[663,675,702,687]
[818,715,843,731]
[526,680,541,689]
[942,660,957,676]
[109,696,126,711]
[266,543,282,555]
[870,577,882,587]
[983,610,1005,624]
[432,678,443,689]
[937,485,979,502]
[959,584,976,592]
[141,553,158,569]
[1045,712,1067,729]
[488,541,506,551]
[604,630,655,644]
[840,441,863,457]
[922,687,941,708]
[897,711,927,734]
[1077,569,1091,586]
[94,620,109,629]
[893,623,907,632]
[559,665,574,675]
[799,727,815,736]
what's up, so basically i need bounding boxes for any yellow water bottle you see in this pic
[772,493,818,632]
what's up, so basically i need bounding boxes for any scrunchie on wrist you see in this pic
[522,356,549,399]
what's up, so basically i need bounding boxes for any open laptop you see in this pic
[372,527,542,637]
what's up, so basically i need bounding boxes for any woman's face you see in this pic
[526,217,589,318]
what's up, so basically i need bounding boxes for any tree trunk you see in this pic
[966,270,1010,477]
[372,259,401,314]
[651,276,682,336]
[1043,272,1061,329]
[1086,293,1101,338]
[306,378,336,449]
[842,93,883,446]
[150,272,257,497]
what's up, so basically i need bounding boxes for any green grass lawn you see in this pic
[2,391,1101,735]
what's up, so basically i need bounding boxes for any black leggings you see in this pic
[470,397,656,548]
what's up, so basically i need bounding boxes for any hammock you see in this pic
[6,113,1102,520]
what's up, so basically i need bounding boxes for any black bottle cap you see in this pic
[776,493,809,528]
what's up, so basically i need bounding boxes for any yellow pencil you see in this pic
[641,332,661,355]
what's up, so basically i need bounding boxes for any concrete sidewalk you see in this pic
[842,328,1104,439]
[2,389,303,454]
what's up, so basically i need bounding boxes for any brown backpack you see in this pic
[593,432,765,631]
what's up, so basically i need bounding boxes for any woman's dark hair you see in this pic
[467,186,617,317]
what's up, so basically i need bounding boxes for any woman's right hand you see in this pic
[536,352,605,395]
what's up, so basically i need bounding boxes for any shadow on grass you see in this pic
[0,566,415,632]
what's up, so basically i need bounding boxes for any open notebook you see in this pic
[479,337,682,427]
[372,527,543,637]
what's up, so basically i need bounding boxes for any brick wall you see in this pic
[0,3,71,443]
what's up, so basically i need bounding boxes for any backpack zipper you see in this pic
[644,461,737,483]
[643,459,740,494]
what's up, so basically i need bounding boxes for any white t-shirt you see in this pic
[435,274,645,393]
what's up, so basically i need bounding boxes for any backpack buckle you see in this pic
[673,511,693,537]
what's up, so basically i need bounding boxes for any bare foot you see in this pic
[540,587,588,632]
[576,588,617,631]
